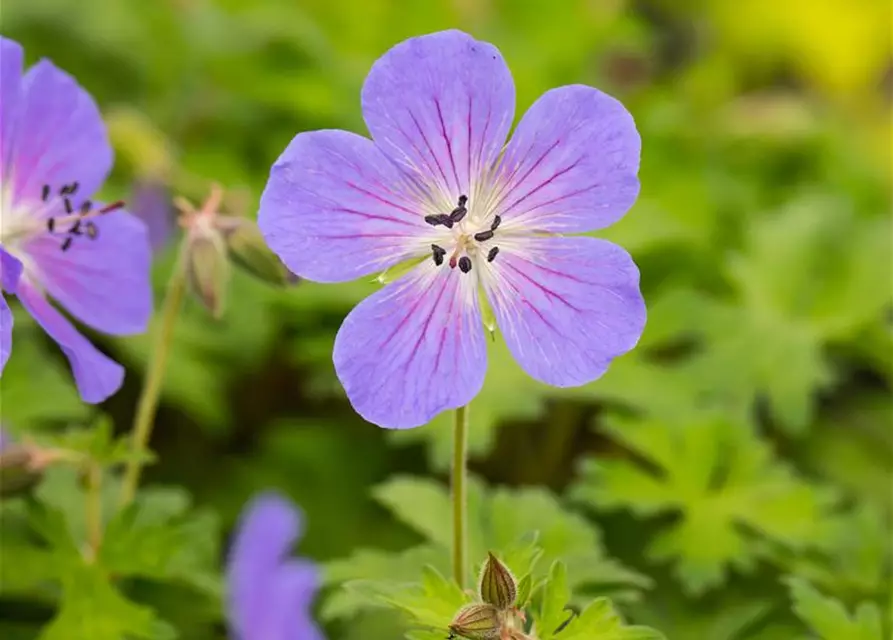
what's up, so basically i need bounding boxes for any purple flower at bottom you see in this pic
[258,30,646,429]
[226,492,324,640]
[0,37,152,402]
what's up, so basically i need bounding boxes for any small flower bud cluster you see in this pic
[448,553,534,640]
[178,184,297,318]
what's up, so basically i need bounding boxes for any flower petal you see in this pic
[260,560,324,640]
[23,210,152,335]
[226,492,302,639]
[7,58,113,205]
[486,236,645,386]
[0,295,13,375]
[362,30,515,203]
[1,245,23,293]
[15,281,124,403]
[333,263,487,429]
[0,37,24,187]
[259,129,431,283]
[490,85,640,234]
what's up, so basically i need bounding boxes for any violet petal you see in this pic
[486,236,645,386]
[361,29,515,200]
[15,282,124,403]
[493,85,640,234]
[333,264,487,429]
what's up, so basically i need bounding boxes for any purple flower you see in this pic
[0,37,152,402]
[226,492,324,640]
[258,30,645,429]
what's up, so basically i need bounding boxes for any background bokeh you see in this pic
[1,0,890,639]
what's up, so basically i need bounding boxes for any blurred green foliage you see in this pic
[0,0,890,638]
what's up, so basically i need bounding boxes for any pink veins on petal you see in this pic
[258,29,646,429]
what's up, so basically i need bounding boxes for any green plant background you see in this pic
[0,0,890,639]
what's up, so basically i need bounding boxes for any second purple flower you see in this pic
[259,30,645,429]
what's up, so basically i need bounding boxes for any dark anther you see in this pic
[80,200,92,214]
[439,215,454,229]
[458,194,468,207]
[448,205,467,224]
[46,218,56,232]
[59,182,79,195]
[431,244,446,266]
[487,246,499,262]
[98,200,125,214]
[61,237,73,252]
[85,222,98,239]
[63,198,73,214]
[425,215,443,227]
[458,256,472,273]
[69,220,82,236]
[490,215,501,231]
[41,185,50,201]
[474,230,494,242]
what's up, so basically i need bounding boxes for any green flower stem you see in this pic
[452,404,469,587]
[119,241,189,507]
[85,461,102,559]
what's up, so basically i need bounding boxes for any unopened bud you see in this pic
[449,603,501,640]
[0,446,43,498]
[224,219,297,287]
[479,552,517,610]
[186,228,229,318]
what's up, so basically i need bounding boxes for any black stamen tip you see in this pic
[46,218,56,232]
[431,244,447,266]
[70,181,79,193]
[433,252,444,266]
[424,215,442,227]
[490,215,501,231]
[440,215,454,229]
[69,220,82,235]
[474,230,494,242]
[85,221,98,239]
[80,200,92,214]
[41,185,50,201]
[449,206,467,223]
[63,198,73,214]
[458,195,468,207]
[61,237,73,252]
[487,246,500,262]
[458,256,472,273]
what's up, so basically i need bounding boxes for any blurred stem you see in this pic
[85,461,102,560]
[452,404,469,588]
[120,241,189,507]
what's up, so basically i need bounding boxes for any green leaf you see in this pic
[100,486,222,596]
[572,416,839,595]
[787,577,884,640]
[38,563,176,640]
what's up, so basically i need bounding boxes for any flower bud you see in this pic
[0,445,42,498]
[479,552,517,610]
[186,228,229,318]
[448,603,501,640]
[224,219,297,287]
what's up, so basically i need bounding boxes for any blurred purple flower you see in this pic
[130,179,174,253]
[258,30,645,429]
[0,37,152,402]
[226,492,324,640]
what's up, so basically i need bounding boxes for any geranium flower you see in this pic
[259,30,645,428]
[0,37,152,402]
[226,491,324,640]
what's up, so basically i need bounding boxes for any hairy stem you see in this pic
[119,243,189,507]
[452,404,469,587]
[85,461,103,559]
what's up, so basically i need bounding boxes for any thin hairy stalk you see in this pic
[119,242,189,506]
[452,404,469,587]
